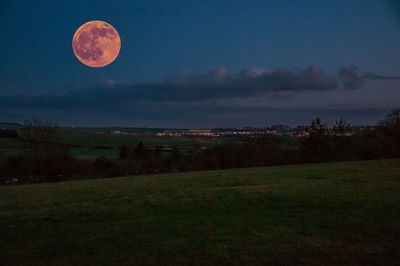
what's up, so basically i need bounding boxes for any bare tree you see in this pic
[307,118,329,136]
[379,108,400,132]
[302,118,333,162]
[333,115,352,136]
[18,119,66,179]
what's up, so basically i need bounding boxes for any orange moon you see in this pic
[72,20,121,67]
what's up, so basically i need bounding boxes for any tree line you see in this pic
[1,109,399,184]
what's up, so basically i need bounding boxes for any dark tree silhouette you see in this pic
[119,145,130,160]
[333,115,352,136]
[379,109,400,134]
[332,116,355,161]
[134,141,146,160]
[376,108,400,157]
[18,119,68,180]
[308,118,329,136]
[302,118,333,162]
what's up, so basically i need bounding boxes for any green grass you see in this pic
[61,131,195,147]
[1,160,400,265]
[62,131,203,158]
[0,131,215,158]
[0,138,22,159]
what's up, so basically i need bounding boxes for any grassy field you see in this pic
[1,160,400,265]
[61,130,199,147]
[0,130,215,159]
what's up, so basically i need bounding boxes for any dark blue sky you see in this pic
[0,0,399,127]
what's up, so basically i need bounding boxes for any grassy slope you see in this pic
[1,160,400,265]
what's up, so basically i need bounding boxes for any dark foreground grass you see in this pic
[1,160,400,265]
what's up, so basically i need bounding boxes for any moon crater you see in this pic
[72,20,121,67]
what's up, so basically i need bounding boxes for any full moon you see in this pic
[72,20,121,67]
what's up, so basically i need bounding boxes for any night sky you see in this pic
[1,0,399,128]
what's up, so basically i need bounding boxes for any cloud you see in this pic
[0,66,339,109]
[337,66,365,90]
[362,72,400,81]
[337,65,400,90]
[0,65,398,114]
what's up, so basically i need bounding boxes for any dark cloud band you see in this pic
[0,66,398,110]
[337,65,400,90]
